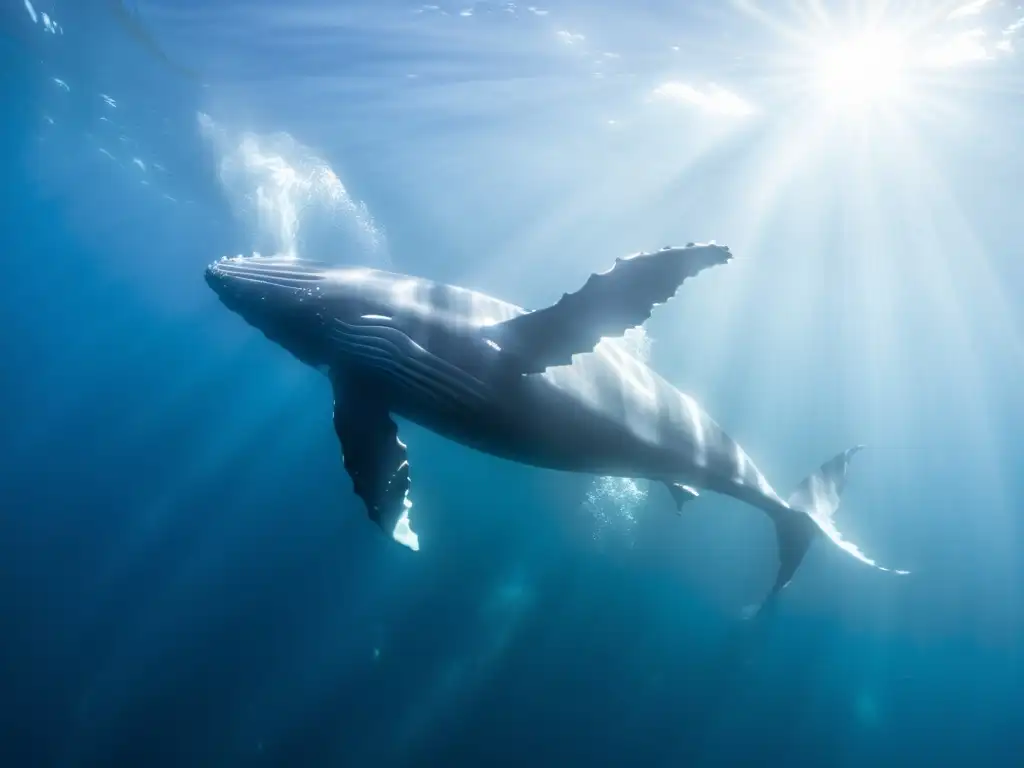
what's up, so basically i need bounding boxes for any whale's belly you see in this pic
[386,370,645,473]
[382,334,690,477]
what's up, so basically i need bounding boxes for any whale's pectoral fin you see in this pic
[664,481,699,513]
[331,376,419,552]
[485,243,733,374]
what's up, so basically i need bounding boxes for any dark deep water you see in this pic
[3,1,1024,766]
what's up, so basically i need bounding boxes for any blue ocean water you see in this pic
[2,0,1023,765]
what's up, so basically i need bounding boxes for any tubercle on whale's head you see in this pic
[205,254,401,368]
[204,253,328,299]
[205,254,346,366]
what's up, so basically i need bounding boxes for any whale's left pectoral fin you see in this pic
[331,376,419,552]
[485,244,733,375]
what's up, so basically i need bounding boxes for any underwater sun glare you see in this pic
[813,30,911,110]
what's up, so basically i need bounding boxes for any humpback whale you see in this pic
[205,245,905,602]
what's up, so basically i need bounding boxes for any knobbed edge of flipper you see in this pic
[330,371,420,552]
[485,243,734,375]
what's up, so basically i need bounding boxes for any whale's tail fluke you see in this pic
[759,445,909,611]
[768,507,819,598]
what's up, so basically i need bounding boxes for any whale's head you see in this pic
[205,255,393,368]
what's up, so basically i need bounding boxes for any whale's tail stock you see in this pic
[753,445,909,617]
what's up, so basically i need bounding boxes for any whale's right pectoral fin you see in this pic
[331,375,419,552]
[485,243,733,375]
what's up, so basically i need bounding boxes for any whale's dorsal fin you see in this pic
[485,244,732,375]
[330,372,419,552]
